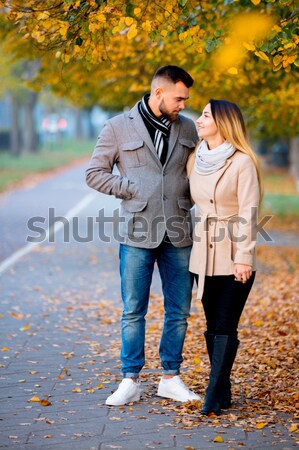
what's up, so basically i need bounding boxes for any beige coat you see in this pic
[187,150,260,299]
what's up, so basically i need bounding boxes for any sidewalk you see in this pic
[0,170,298,449]
[1,230,298,450]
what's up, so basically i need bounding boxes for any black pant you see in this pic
[196,273,255,338]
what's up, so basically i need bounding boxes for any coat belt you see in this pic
[192,212,238,300]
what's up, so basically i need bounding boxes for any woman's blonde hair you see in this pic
[209,99,264,208]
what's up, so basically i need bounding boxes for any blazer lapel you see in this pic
[165,118,181,165]
[129,104,162,166]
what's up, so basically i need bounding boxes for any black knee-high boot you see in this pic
[220,337,239,409]
[201,335,239,415]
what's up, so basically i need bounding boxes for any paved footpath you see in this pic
[0,162,298,450]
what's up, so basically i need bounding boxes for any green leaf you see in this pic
[205,39,216,53]
[214,29,223,38]
[178,0,188,7]
[126,3,134,16]
[149,31,157,41]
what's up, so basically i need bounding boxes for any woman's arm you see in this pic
[234,157,260,282]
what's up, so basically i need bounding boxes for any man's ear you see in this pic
[155,87,163,100]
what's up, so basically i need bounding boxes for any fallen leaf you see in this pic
[213,435,224,443]
[28,396,40,403]
[72,387,81,393]
[39,399,52,406]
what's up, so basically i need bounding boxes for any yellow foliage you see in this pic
[243,42,255,51]
[142,20,152,32]
[255,50,270,62]
[227,67,238,75]
[127,24,138,40]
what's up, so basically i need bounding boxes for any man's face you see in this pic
[158,81,190,122]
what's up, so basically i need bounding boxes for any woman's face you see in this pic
[196,103,221,141]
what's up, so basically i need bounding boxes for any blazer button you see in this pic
[163,195,167,200]
[209,244,213,248]
[210,199,214,203]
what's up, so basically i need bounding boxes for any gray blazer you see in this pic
[86,102,198,248]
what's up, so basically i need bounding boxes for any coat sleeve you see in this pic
[234,158,260,266]
[85,120,137,199]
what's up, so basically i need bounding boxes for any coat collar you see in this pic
[128,102,182,168]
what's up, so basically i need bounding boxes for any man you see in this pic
[86,65,199,406]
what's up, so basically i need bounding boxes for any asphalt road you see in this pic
[0,162,297,450]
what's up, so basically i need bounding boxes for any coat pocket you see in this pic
[119,140,147,168]
[120,199,148,239]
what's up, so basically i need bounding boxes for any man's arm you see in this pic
[86,120,137,199]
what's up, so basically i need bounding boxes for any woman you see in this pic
[187,99,263,415]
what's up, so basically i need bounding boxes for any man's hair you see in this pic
[153,65,194,88]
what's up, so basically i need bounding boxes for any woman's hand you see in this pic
[234,264,252,284]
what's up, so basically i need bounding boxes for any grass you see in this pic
[1,144,298,220]
[0,139,94,193]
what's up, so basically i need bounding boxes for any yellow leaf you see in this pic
[134,7,141,16]
[96,384,104,389]
[256,422,267,429]
[273,54,282,66]
[44,435,53,438]
[273,63,282,71]
[127,24,138,40]
[227,67,238,75]
[28,396,41,402]
[289,424,298,433]
[125,17,134,27]
[1,347,9,352]
[251,0,261,4]
[284,42,293,50]
[254,320,263,326]
[161,30,168,37]
[141,20,151,32]
[72,387,81,393]
[87,388,95,393]
[255,51,270,62]
[243,42,255,51]
[20,324,31,332]
[213,435,224,443]
[193,357,201,364]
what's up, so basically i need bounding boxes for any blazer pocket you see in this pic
[178,139,196,165]
[120,200,148,238]
[121,199,148,213]
[119,140,147,168]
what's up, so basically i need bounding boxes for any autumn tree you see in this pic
[0,0,298,172]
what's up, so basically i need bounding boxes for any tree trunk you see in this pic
[289,137,299,192]
[74,108,83,140]
[8,91,21,156]
[21,91,38,153]
[85,107,95,139]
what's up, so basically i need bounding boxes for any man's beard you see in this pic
[159,99,179,122]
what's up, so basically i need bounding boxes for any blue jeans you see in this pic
[119,241,193,378]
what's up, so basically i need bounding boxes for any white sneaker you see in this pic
[105,379,141,406]
[157,375,200,402]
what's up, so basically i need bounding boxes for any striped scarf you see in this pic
[139,94,171,165]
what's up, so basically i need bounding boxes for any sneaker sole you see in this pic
[105,393,141,406]
[157,389,200,403]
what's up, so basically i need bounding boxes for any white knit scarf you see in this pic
[194,140,236,174]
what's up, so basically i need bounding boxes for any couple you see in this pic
[86,65,262,416]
